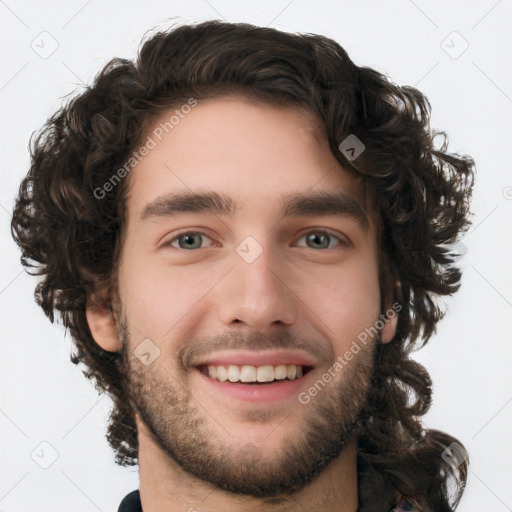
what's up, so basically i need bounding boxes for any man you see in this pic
[11,20,475,512]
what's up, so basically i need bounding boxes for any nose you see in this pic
[217,242,298,331]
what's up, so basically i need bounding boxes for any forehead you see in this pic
[123,95,374,227]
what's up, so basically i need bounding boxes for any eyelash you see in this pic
[161,229,348,250]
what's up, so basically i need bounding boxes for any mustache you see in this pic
[178,330,334,369]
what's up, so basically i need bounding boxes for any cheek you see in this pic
[304,259,381,346]
[118,255,221,342]
[118,256,182,339]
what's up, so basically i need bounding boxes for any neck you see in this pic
[137,421,359,512]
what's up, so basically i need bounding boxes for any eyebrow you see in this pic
[138,190,369,229]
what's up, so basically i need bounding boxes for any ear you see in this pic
[86,288,122,352]
[380,301,398,344]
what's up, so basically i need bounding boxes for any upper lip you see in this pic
[192,350,317,368]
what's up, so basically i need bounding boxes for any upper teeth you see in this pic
[207,364,304,383]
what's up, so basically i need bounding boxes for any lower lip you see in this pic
[196,369,312,403]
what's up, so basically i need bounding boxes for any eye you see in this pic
[393,496,421,512]
[295,230,347,250]
[161,229,348,251]
[162,231,215,250]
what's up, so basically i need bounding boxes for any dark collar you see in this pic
[117,489,420,511]
[117,490,142,512]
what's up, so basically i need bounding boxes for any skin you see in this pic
[86,96,397,512]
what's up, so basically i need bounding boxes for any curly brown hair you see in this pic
[11,20,475,511]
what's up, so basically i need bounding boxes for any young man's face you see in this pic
[93,96,396,496]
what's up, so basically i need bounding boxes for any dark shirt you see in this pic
[117,490,142,512]
[117,490,420,511]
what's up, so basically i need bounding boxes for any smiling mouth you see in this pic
[196,364,313,384]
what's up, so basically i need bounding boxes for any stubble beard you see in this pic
[117,317,378,498]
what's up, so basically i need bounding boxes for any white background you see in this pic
[1,1,511,511]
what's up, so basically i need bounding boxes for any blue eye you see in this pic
[393,496,421,511]
[162,230,347,251]
[296,231,346,250]
[166,232,213,250]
